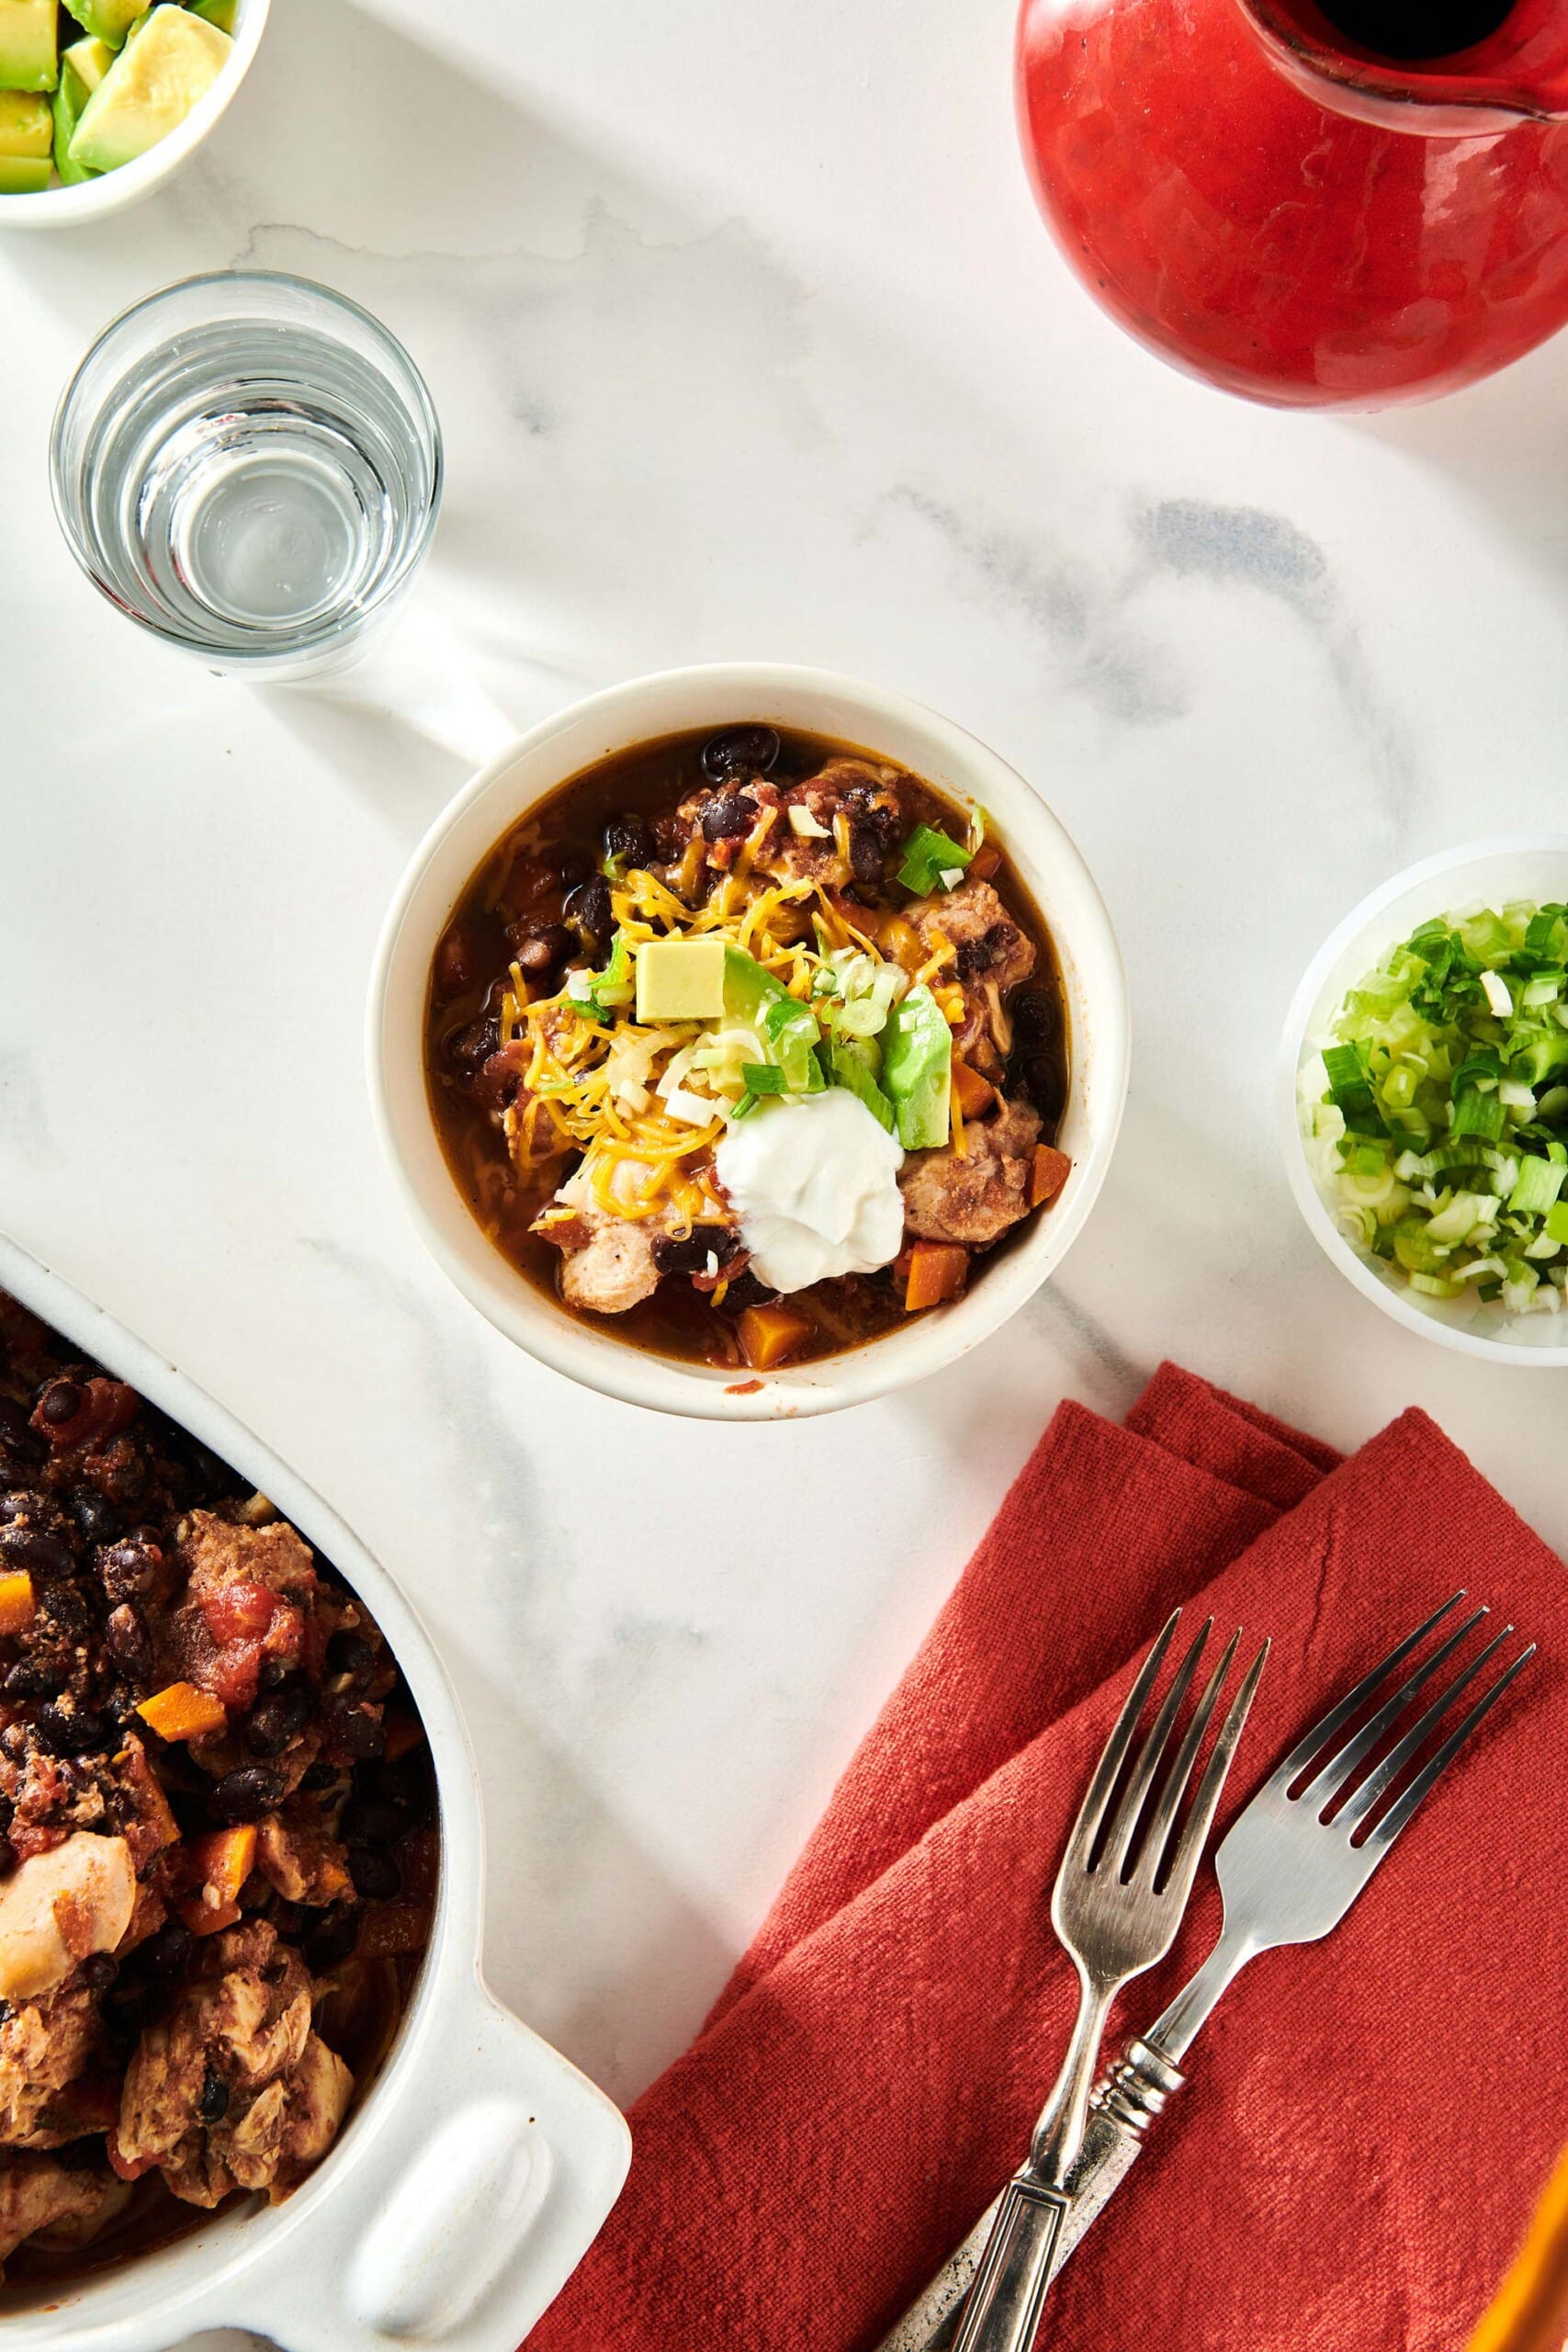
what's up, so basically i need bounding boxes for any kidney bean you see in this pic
[212,1765,287,1823]
[105,1603,152,1683]
[700,792,756,843]
[346,1846,402,1902]
[0,1526,73,1581]
[701,725,780,783]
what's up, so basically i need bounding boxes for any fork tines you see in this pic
[1278,1591,1535,1848]
[1078,1611,1269,1894]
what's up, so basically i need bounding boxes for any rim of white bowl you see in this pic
[1279,832,1568,1366]
[367,663,1131,1419]
[0,0,270,229]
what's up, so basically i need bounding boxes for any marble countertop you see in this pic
[4,0,1568,2256]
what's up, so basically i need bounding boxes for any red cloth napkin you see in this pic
[529,1367,1567,2352]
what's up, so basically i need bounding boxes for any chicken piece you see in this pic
[537,1164,663,1317]
[0,1834,136,2005]
[899,1093,1043,1249]
[0,1982,101,2148]
[0,2152,128,2267]
[757,758,907,889]
[112,1920,352,2208]
[257,1813,353,1908]
[910,877,1036,992]
[179,1511,318,1608]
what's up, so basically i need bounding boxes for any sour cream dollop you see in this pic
[715,1089,906,1293]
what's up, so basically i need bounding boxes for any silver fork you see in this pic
[949,1610,1267,2352]
[881,1591,1537,2352]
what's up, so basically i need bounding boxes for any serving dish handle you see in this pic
[224,1972,630,2352]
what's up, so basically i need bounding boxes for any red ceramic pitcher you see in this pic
[1016,0,1568,406]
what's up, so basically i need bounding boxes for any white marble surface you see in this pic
[4,0,1568,2222]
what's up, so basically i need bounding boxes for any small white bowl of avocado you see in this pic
[0,0,265,222]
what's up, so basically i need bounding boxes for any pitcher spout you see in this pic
[1247,0,1568,130]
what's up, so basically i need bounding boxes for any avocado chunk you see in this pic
[0,84,50,149]
[722,947,822,1091]
[188,0,235,27]
[829,1040,895,1135]
[51,40,110,180]
[0,0,57,93]
[64,32,115,92]
[61,0,145,49]
[635,937,727,1024]
[882,984,952,1151]
[69,2,231,172]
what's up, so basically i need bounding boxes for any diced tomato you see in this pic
[198,1640,264,1713]
[107,2132,160,2184]
[8,1822,66,1865]
[261,1601,304,1668]
[201,1581,276,1644]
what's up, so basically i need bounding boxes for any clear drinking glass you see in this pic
[50,271,443,683]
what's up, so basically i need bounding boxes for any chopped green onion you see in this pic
[740,1064,785,1097]
[897,823,973,897]
[1509,1157,1566,1216]
[1451,1088,1506,1144]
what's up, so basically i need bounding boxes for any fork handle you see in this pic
[949,2177,1069,2352]
[874,2041,1186,2352]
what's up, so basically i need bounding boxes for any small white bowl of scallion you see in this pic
[1280,838,1568,1363]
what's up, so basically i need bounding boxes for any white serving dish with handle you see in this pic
[0,1226,630,2350]
[368,663,1130,1420]
[1280,834,1568,1365]
[0,0,269,229]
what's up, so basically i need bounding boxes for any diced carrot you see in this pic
[0,1572,35,1637]
[180,1894,243,1939]
[137,1682,227,1744]
[902,1241,970,1312]
[952,1059,996,1120]
[186,1825,257,1905]
[356,1901,434,1959]
[1030,1146,1072,1208]
[968,842,1002,882]
[737,1303,815,1371]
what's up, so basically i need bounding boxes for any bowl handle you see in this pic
[227,1975,630,2352]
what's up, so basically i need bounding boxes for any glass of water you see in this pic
[51,271,443,683]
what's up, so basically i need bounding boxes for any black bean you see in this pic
[198,2068,231,2123]
[700,792,756,843]
[512,923,572,977]
[551,845,592,889]
[4,1660,62,1700]
[0,1401,33,1450]
[604,815,654,870]
[956,928,1007,980]
[105,1603,152,1683]
[324,1631,375,1682]
[701,726,780,784]
[244,1683,312,1758]
[346,1845,402,1901]
[37,1379,84,1427]
[39,1580,93,1639]
[213,1765,286,1824]
[142,1924,193,1981]
[64,1491,116,1544]
[302,1905,359,1972]
[843,784,903,848]
[33,1700,107,1756]
[0,1526,73,1581]
[1013,1052,1066,1125]
[446,1015,502,1080]
[717,1270,775,1312]
[299,1760,344,1793]
[96,1533,162,1600]
[79,1952,118,1993]
[338,1798,405,1849]
[330,1705,386,1763]
[651,1225,743,1278]
[1010,989,1057,1046]
[562,874,613,956]
[849,821,886,887]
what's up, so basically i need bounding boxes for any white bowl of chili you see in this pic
[369,664,1130,1419]
[0,1227,630,2350]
